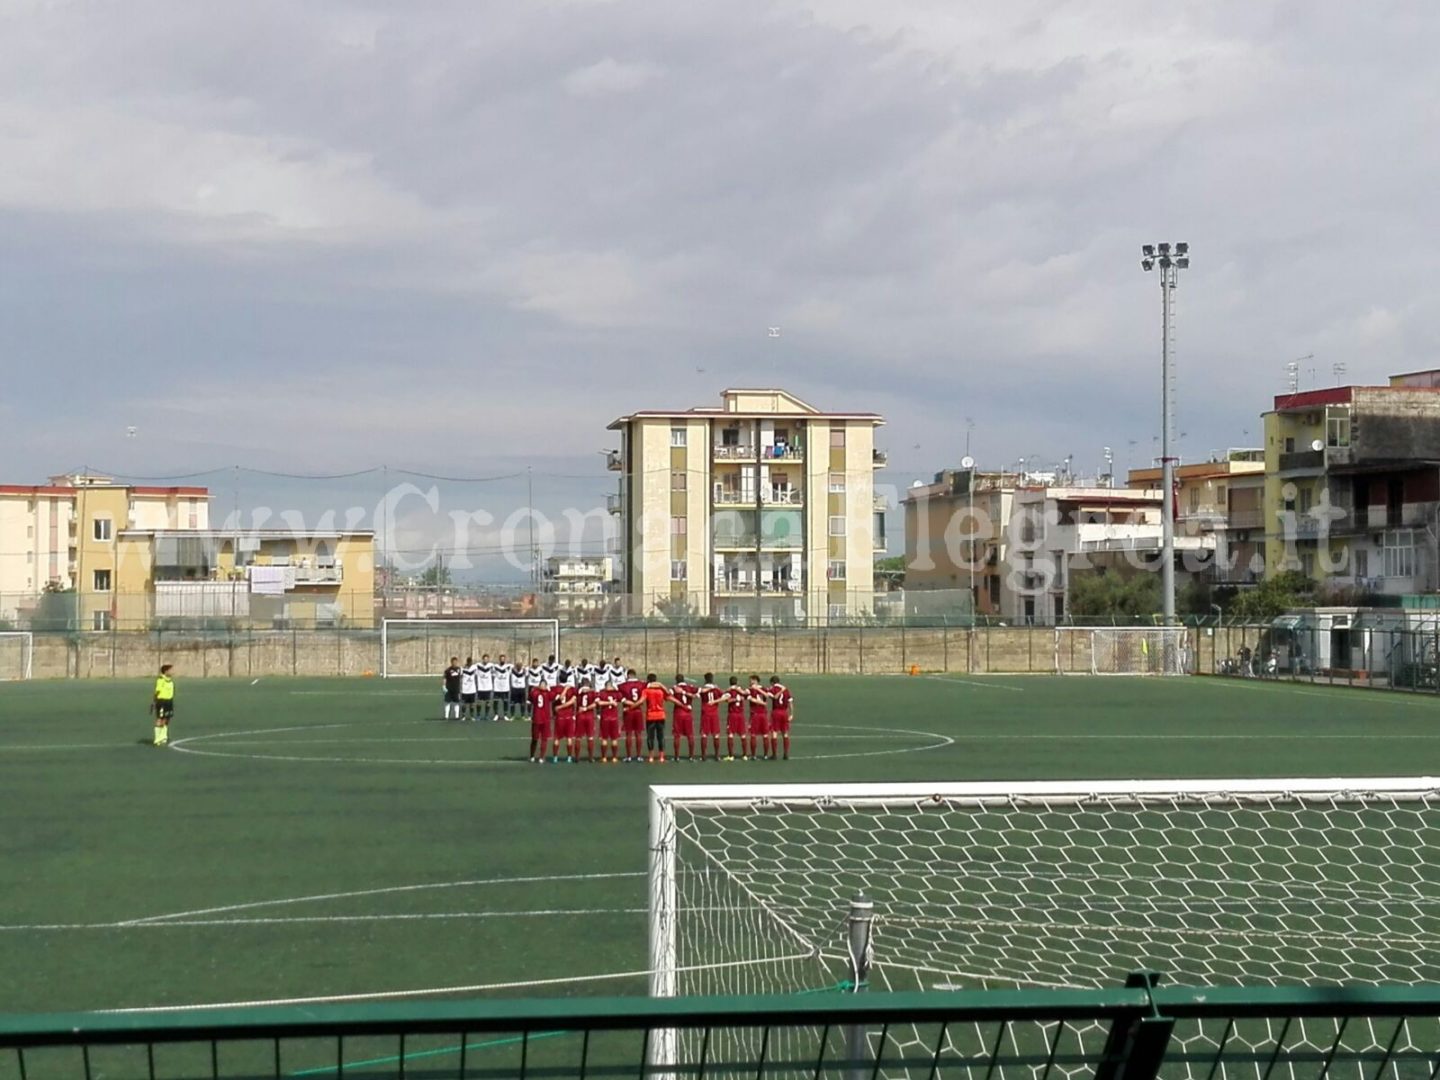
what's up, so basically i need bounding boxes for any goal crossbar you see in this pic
[379,619,559,679]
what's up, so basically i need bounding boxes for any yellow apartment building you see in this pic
[607,389,886,624]
[114,528,377,628]
[0,474,211,629]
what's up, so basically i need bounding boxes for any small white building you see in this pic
[542,556,617,620]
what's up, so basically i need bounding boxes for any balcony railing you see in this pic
[1277,449,1324,473]
[605,492,621,514]
[760,444,804,461]
[714,576,799,594]
[764,487,802,506]
[872,448,888,467]
[873,494,888,511]
[713,486,750,506]
[713,444,755,461]
[1227,509,1264,530]
[605,450,622,471]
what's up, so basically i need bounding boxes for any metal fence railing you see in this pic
[7,981,1440,1080]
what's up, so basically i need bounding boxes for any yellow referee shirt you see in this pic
[154,674,175,701]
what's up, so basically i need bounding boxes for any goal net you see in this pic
[1055,626,1189,675]
[379,619,559,678]
[649,779,1440,1075]
[0,632,33,680]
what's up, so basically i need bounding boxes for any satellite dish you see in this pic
[909,480,924,489]
[960,455,975,469]
[1311,439,1324,452]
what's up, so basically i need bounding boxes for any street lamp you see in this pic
[1141,241,1190,625]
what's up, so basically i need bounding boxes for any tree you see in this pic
[417,562,452,588]
[1228,571,1314,620]
[1066,570,1161,621]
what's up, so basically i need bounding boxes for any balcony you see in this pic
[761,444,804,462]
[872,449,888,467]
[713,575,799,596]
[713,532,761,551]
[605,492,621,515]
[1277,449,1325,475]
[1226,509,1264,530]
[713,485,751,507]
[763,486,802,506]
[873,494,888,511]
[713,444,756,461]
[605,450,622,472]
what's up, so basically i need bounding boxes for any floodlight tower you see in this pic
[1141,242,1190,625]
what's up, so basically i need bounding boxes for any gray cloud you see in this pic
[3,0,1439,523]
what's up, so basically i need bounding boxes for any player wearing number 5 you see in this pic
[151,664,176,747]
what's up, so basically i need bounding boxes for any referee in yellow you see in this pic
[151,664,176,747]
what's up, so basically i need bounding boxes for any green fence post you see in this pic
[1094,972,1165,1080]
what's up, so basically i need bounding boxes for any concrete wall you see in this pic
[16,625,1202,679]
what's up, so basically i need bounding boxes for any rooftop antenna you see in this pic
[767,327,781,338]
[1333,361,1347,385]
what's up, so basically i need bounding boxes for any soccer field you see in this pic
[4,673,1440,1014]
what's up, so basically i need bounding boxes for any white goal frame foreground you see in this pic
[0,631,33,680]
[650,776,1440,993]
[379,619,559,678]
[1055,626,1190,675]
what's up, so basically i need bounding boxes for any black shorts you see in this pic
[444,689,460,704]
[510,687,526,704]
[477,689,493,701]
[461,692,477,705]
[155,701,174,720]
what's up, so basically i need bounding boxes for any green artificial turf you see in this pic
[3,673,1440,1013]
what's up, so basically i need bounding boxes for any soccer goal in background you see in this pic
[648,778,1440,1074]
[1055,626,1190,675]
[0,631,33,680]
[379,619,559,678]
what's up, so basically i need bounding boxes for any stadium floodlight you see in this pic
[1141,241,1191,626]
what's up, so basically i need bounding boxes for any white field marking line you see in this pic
[212,733,927,745]
[1203,678,1440,708]
[124,870,644,924]
[0,743,135,751]
[100,953,812,1013]
[3,909,646,932]
[171,721,952,765]
[922,675,1025,693]
[289,690,428,696]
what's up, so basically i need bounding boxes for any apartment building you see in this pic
[1127,451,1265,586]
[0,474,211,628]
[606,389,886,624]
[113,528,376,628]
[902,468,1024,616]
[1263,371,1440,595]
[541,555,617,621]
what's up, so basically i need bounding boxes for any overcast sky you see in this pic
[3,1,1437,574]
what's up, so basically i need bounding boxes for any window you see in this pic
[670,560,687,581]
[828,515,846,536]
[93,569,112,592]
[1298,487,1313,514]
[670,427,687,448]
[1284,437,1296,453]
[830,429,846,449]
[828,603,847,619]
[1188,486,1200,513]
[829,472,845,493]
[1300,551,1315,578]
[1327,413,1351,448]
[1353,547,1369,578]
[26,524,33,538]
[670,516,687,535]
[1384,530,1417,578]
[93,517,112,542]
[720,427,740,447]
[92,610,112,631]
[827,559,846,581]
[671,471,687,491]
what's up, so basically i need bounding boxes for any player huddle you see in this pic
[440,655,794,764]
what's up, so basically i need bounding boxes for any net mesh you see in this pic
[0,632,32,680]
[1056,628,1189,675]
[379,620,559,677]
[658,785,1440,1079]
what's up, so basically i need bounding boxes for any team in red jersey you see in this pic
[497,657,793,765]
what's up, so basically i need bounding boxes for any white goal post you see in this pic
[651,777,1440,996]
[379,619,559,678]
[0,631,33,680]
[649,777,1440,1075]
[1055,626,1190,675]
